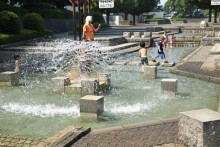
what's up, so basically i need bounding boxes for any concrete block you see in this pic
[142,32,152,38]
[161,62,175,67]
[133,32,141,38]
[148,61,160,66]
[123,32,131,38]
[98,73,111,90]
[81,78,99,95]
[143,66,157,79]
[179,109,220,147]
[64,83,81,94]
[52,77,70,93]
[161,79,178,94]
[80,95,104,115]
[0,71,19,86]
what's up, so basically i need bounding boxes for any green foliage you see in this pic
[0,29,53,45]
[31,8,72,19]
[176,13,185,18]
[7,7,29,18]
[0,11,21,34]
[22,13,44,32]
[91,12,105,23]
[171,17,187,21]
[148,18,170,23]
[93,22,109,28]
[0,1,9,10]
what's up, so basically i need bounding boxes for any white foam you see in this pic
[106,102,155,115]
[1,102,80,118]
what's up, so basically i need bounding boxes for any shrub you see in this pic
[91,12,105,24]
[22,13,44,32]
[31,8,72,19]
[148,18,170,23]
[0,11,21,34]
[171,17,187,21]
[0,29,53,45]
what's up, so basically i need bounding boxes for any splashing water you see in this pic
[1,102,79,118]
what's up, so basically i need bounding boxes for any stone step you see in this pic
[100,42,138,53]
[210,43,220,54]
[105,45,140,57]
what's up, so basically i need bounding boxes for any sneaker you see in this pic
[152,59,156,62]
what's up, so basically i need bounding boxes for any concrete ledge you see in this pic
[193,74,210,81]
[90,117,178,134]
[37,126,91,147]
[210,77,220,83]
[177,70,195,78]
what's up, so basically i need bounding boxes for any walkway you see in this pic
[170,45,220,83]
[71,118,182,147]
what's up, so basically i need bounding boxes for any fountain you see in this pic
[0,34,220,142]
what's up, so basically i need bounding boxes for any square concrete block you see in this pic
[161,62,175,67]
[143,32,152,38]
[52,77,69,93]
[98,73,111,90]
[123,32,131,38]
[149,61,160,66]
[179,109,220,147]
[161,79,178,93]
[143,66,157,79]
[80,95,104,115]
[0,71,19,86]
[133,32,141,38]
[81,78,99,95]
[64,83,81,94]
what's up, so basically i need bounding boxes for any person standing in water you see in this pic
[14,54,20,73]
[154,39,168,63]
[138,41,154,71]
[81,16,101,41]
[169,34,175,48]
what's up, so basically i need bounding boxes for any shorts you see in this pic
[141,57,148,65]
[155,53,165,59]
[163,40,168,45]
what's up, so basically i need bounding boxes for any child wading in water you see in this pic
[155,39,168,63]
[138,41,154,72]
[169,34,175,48]
[14,54,20,73]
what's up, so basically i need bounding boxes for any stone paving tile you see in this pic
[0,135,45,147]
[201,54,220,71]
[72,119,179,147]
[187,46,211,62]
[177,62,219,77]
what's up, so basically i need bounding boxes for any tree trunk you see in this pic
[208,8,212,22]
[132,15,135,25]
[214,7,217,23]
[106,12,110,25]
